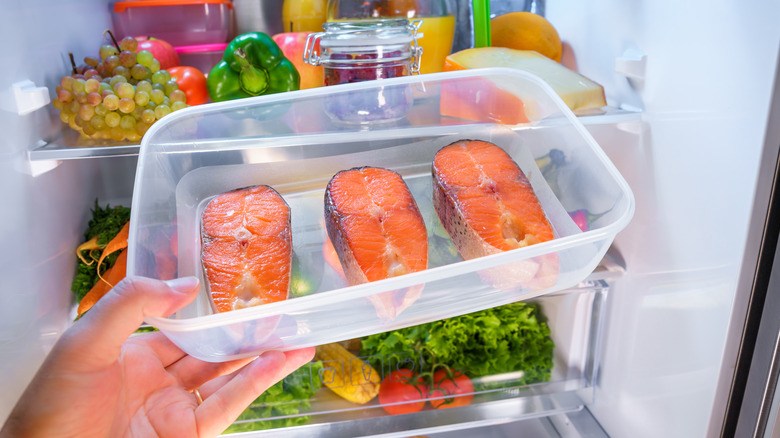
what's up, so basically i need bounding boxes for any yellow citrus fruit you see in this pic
[490,12,562,62]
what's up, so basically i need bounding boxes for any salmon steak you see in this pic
[201,185,292,313]
[324,166,428,319]
[432,140,558,290]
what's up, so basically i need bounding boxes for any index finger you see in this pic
[64,276,199,369]
[195,347,315,437]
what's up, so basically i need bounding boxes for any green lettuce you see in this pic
[224,362,323,434]
[360,302,554,385]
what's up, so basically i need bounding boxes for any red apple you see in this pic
[134,36,180,70]
[272,32,323,89]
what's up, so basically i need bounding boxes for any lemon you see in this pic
[490,12,562,62]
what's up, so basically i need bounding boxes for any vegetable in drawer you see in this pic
[360,301,554,383]
[225,362,323,433]
[71,200,131,315]
[315,342,380,404]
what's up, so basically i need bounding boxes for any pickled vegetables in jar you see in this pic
[304,18,421,123]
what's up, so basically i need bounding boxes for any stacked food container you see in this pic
[111,0,234,76]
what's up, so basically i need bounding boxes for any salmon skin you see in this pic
[432,140,557,290]
[201,185,292,313]
[324,166,428,320]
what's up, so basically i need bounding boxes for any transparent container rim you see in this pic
[135,67,580,136]
[133,67,635,228]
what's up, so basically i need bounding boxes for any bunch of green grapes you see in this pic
[51,36,188,142]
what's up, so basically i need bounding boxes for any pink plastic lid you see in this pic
[114,0,232,13]
[174,43,229,54]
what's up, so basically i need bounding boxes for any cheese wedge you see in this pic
[442,47,606,122]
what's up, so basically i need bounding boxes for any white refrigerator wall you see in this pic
[0,0,134,422]
[1,0,779,435]
[547,0,780,437]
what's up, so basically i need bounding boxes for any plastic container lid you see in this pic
[113,0,232,13]
[174,43,229,54]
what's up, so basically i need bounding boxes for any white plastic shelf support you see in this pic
[1,80,51,115]
[614,47,647,81]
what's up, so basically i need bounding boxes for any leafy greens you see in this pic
[360,302,554,385]
[71,200,131,301]
[224,362,323,433]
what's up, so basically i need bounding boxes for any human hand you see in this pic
[0,276,315,438]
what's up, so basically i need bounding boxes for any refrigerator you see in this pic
[1,0,779,437]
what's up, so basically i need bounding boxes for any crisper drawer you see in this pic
[221,274,612,436]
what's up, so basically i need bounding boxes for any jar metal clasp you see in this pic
[409,19,424,75]
[303,32,324,67]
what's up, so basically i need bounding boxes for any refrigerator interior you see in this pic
[1,1,779,438]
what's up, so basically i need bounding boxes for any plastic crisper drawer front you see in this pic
[127,68,634,362]
[224,282,610,435]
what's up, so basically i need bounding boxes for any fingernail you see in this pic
[165,277,199,294]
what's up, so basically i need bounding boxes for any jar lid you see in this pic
[304,18,423,70]
[318,19,421,48]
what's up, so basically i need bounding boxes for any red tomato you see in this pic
[168,66,209,105]
[429,369,474,409]
[378,369,429,415]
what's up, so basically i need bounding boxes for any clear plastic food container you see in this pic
[112,0,233,47]
[128,68,634,362]
[174,43,228,74]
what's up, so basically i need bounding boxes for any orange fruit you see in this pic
[490,12,562,62]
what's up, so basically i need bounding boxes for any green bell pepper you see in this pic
[207,32,300,102]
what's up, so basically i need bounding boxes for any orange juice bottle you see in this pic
[283,0,328,33]
[326,0,455,74]
[414,15,455,75]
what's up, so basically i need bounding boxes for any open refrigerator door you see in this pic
[0,0,779,437]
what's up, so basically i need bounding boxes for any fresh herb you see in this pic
[70,200,131,302]
[84,200,132,245]
[360,302,554,386]
[224,362,323,433]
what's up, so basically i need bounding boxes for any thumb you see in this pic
[66,276,199,366]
